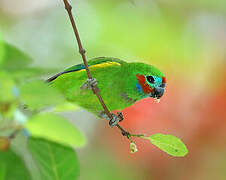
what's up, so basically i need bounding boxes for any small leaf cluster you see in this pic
[0,36,83,179]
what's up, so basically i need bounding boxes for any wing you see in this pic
[47,57,125,82]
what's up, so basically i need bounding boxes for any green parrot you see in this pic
[47,57,166,126]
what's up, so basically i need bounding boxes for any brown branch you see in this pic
[8,129,21,139]
[63,0,111,117]
[62,0,142,140]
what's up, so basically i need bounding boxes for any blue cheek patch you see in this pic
[136,83,143,94]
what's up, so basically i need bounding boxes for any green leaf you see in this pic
[20,80,65,110]
[0,35,4,67]
[0,150,32,180]
[1,43,32,71]
[25,113,86,147]
[0,71,18,118]
[145,133,188,157]
[28,138,80,180]
[10,67,59,82]
[0,42,59,82]
[53,102,79,113]
[0,72,16,103]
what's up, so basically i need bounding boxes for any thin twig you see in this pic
[8,128,22,139]
[62,0,112,117]
[62,0,142,140]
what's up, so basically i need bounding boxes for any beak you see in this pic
[154,87,165,99]
[149,85,165,100]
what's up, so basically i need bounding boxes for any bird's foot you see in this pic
[109,112,124,127]
[80,78,97,90]
[116,112,124,122]
[99,111,124,127]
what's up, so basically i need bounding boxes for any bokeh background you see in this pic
[0,0,226,179]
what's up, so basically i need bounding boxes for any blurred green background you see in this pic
[0,0,226,179]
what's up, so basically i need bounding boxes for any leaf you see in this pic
[0,35,4,67]
[1,43,32,71]
[0,42,59,81]
[0,150,32,180]
[0,71,18,118]
[10,133,42,180]
[10,67,59,82]
[25,113,86,147]
[20,80,65,110]
[0,72,17,103]
[53,102,79,113]
[28,138,80,180]
[145,133,188,157]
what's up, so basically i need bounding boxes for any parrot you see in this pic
[47,57,166,127]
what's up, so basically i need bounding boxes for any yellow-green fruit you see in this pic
[0,137,10,151]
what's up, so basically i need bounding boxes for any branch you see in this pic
[62,0,142,141]
[8,129,21,139]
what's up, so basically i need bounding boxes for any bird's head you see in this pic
[136,73,166,102]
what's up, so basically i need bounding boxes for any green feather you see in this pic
[49,57,165,115]
[64,57,125,72]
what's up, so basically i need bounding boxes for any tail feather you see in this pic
[46,70,78,82]
[46,72,64,82]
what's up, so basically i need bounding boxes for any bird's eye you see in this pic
[146,76,155,84]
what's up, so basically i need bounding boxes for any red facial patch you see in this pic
[136,74,153,94]
[162,77,166,84]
